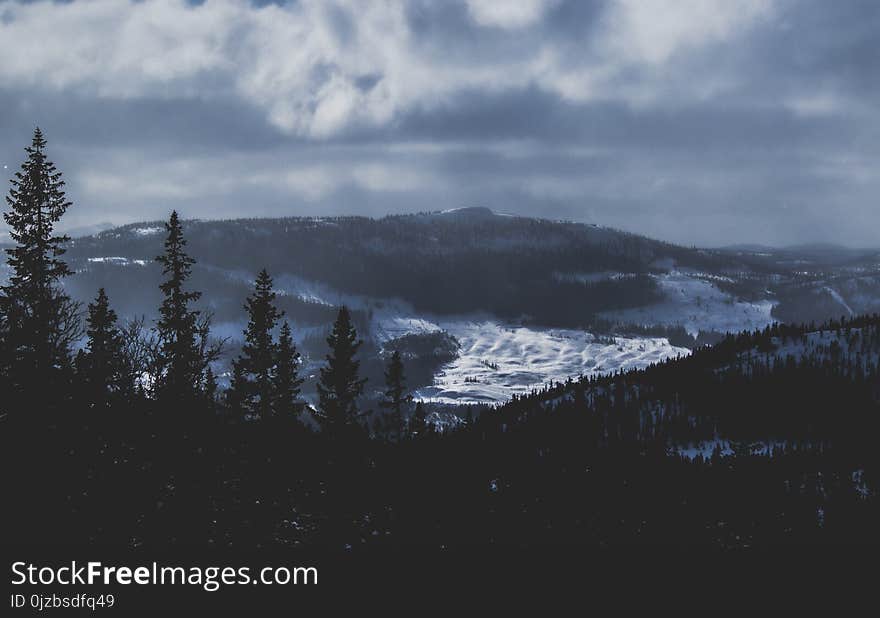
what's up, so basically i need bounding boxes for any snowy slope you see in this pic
[600,270,775,335]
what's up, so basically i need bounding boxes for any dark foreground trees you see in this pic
[154,210,217,406]
[228,269,303,421]
[381,350,411,441]
[273,320,304,419]
[0,128,80,418]
[316,306,368,437]
[77,287,126,409]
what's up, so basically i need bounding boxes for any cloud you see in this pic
[1,0,879,247]
[0,0,777,136]
[602,0,773,66]
[67,143,444,217]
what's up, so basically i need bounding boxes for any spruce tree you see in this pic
[81,287,124,409]
[316,306,367,436]
[154,211,203,403]
[230,269,282,420]
[272,321,304,419]
[1,127,78,409]
[381,350,411,441]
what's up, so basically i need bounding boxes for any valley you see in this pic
[5,208,879,407]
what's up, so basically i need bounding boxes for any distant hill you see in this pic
[49,209,880,335]
[62,210,747,328]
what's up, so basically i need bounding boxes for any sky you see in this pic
[0,0,878,247]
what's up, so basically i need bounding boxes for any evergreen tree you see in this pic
[204,365,218,413]
[381,350,411,441]
[80,288,124,409]
[272,321,304,419]
[229,269,282,420]
[316,306,367,436]
[0,128,79,411]
[153,211,206,403]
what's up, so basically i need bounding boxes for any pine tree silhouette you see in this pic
[316,306,367,436]
[154,211,205,404]
[230,269,282,420]
[381,350,411,441]
[80,288,124,409]
[0,128,79,414]
[272,320,304,419]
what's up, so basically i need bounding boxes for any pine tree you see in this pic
[229,269,282,420]
[316,306,367,436]
[153,211,204,404]
[381,350,411,441]
[81,288,124,409]
[0,128,79,410]
[204,365,218,414]
[272,321,304,419]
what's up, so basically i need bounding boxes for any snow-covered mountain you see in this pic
[19,209,880,404]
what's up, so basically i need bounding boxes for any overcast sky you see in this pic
[1,0,878,247]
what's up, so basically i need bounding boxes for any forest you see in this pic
[2,129,878,550]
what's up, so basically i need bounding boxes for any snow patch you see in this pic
[88,256,130,265]
[132,226,163,236]
[87,256,150,266]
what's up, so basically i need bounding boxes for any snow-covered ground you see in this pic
[410,270,780,403]
[600,270,776,336]
[413,321,690,404]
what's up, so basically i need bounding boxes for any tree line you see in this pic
[0,129,422,440]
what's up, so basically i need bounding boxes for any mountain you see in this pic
[64,209,731,322]
[29,210,880,405]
